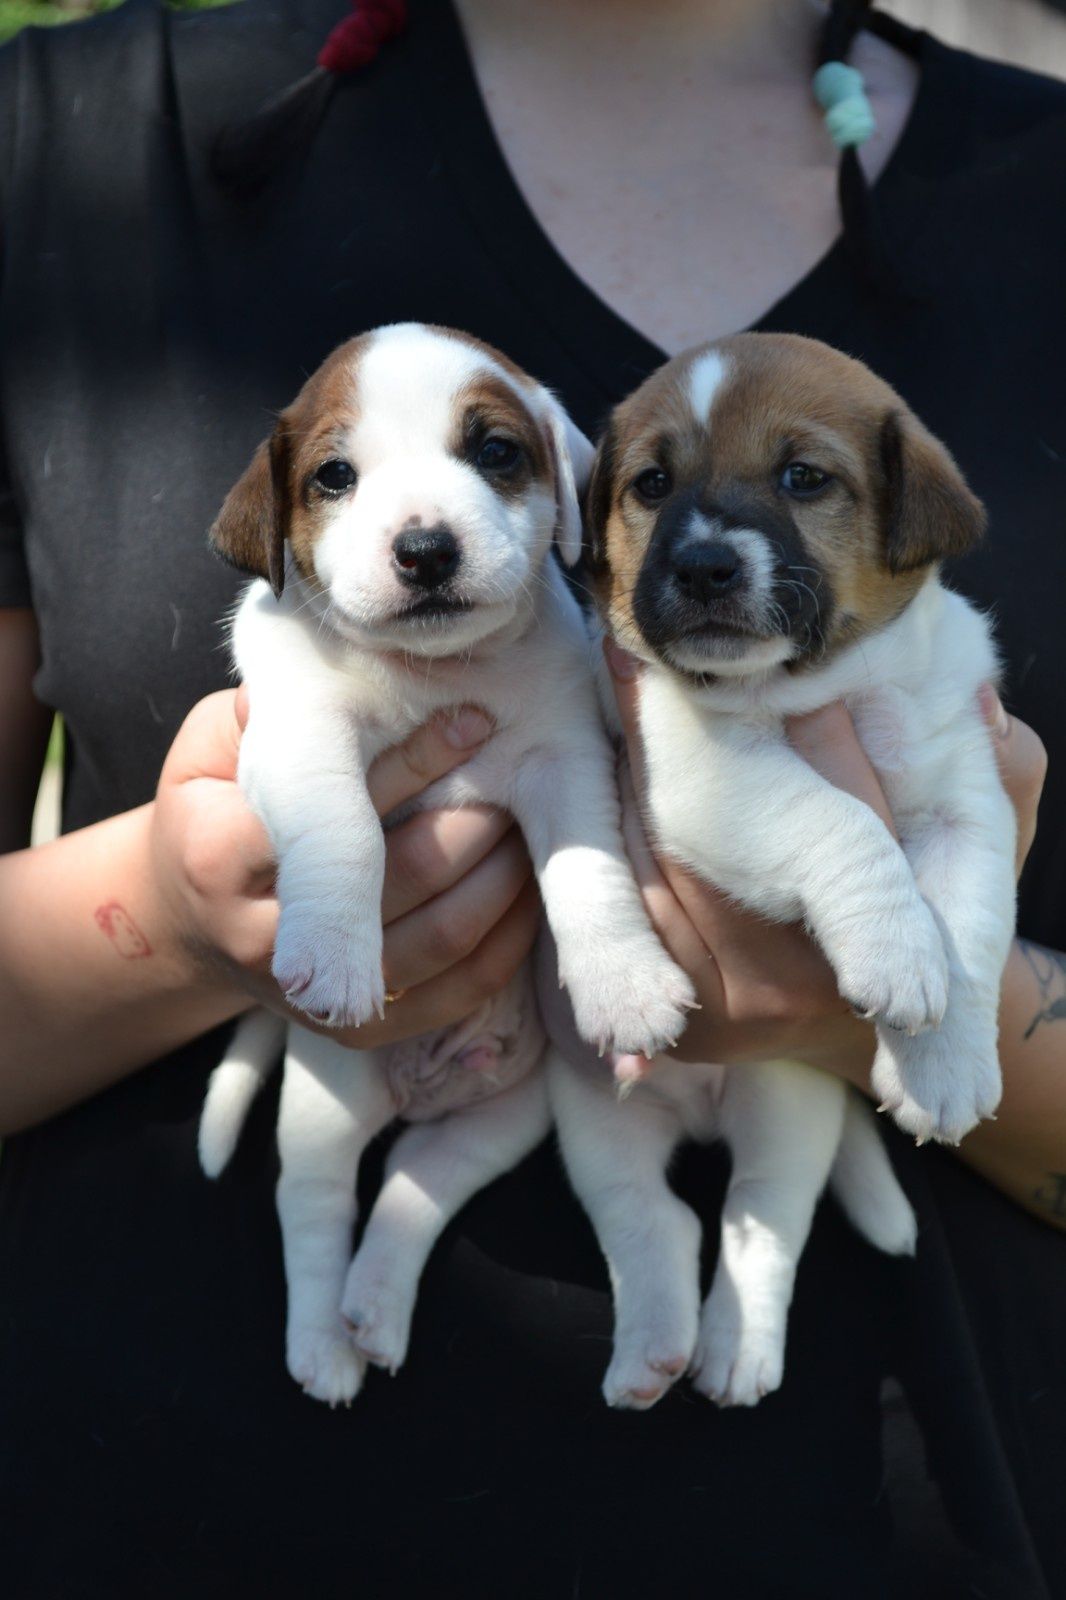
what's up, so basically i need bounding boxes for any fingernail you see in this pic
[604,640,640,681]
[977,683,1010,740]
[442,708,493,749]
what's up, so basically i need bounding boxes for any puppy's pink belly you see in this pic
[381,969,544,1121]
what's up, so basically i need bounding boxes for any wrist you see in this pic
[782,1012,877,1091]
[137,803,248,1012]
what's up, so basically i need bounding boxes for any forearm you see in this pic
[0,805,246,1134]
[955,940,1066,1228]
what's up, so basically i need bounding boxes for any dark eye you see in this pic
[633,467,672,503]
[780,462,830,497]
[476,436,521,472]
[312,458,357,495]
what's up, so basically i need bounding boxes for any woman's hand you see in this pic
[605,643,1046,1082]
[152,688,539,1049]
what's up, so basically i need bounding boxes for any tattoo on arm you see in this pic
[94,902,153,959]
[1018,939,1066,1040]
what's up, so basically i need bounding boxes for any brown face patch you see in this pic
[280,338,369,588]
[450,371,550,506]
[210,334,368,596]
[210,326,557,598]
[585,369,723,657]
[590,332,984,669]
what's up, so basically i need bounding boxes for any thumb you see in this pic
[977,684,1047,875]
[158,689,244,788]
[603,637,643,749]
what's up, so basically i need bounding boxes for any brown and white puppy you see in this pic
[198,322,693,1405]
[587,332,983,678]
[548,333,1012,1408]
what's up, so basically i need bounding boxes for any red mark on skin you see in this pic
[94,902,153,959]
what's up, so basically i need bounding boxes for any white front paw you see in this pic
[872,1005,1001,1145]
[287,1320,366,1407]
[690,1308,786,1409]
[561,933,696,1058]
[832,899,949,1036]
[272,903,384,1028]
[340,1256,414,1376]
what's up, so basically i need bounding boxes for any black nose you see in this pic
[671,540,742,603]
[392,525,461,590]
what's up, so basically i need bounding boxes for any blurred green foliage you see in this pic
[0,0,236,46]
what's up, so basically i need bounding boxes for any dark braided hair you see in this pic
[212,0,408,198]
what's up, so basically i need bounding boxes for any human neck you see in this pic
[454,0,830,79]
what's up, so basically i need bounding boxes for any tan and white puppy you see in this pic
[549,332,1013,1408]
[197,323,694,1405]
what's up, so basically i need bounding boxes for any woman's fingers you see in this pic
[234,682,250,733]
[785,702,897,836]
[366,707,494,816]
[978,684,1048,874]
[327,879,542,1050]
[380,804,513,923]
[379,826,533,992]
[603,640,648,786]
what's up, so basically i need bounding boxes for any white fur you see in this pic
[687,348,730,422]
[551,573,1010,1411]
[200,325,691,1404]
[639,578,1015,1141]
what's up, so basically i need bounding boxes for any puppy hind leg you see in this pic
[276,1026,394,1406]
[692,1061,845,1408]
[829,1089,917,1257]
[548,1054,699,1411]
[341,1069,552,1374]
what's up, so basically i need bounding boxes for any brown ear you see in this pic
[879,410,986,574]
[209,425,292,598]
[582,418,618,573]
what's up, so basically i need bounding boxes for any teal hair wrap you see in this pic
[813,59,876,148]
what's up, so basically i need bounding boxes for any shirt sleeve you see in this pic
[0,440,31,608]
[0,42,30,610]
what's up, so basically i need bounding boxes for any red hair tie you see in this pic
[213,0,410,198]
[318,0,408,76]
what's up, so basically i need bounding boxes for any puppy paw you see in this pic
[872,1012,1001,1145]
[272,905,385,1028]
[603,1320,697,1411]
[563,934,696,1059]
[340,1259,414,1376]
[689,1309,785,1409]
[834,901,949,1036]
[287,1321,366,1407]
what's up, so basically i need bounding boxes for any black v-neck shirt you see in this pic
[1,4,1065,1596]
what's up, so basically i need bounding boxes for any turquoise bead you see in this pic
[813,59,876,148]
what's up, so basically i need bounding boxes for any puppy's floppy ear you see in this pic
[542,395,594,568]
[210,421,293,599]
[582,417,617,573]
[879,410,986,574]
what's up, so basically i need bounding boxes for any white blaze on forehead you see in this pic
[352,323,527,467]
[687,348,730,425]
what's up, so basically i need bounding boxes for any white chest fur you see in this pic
[638,576,1015,1144]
